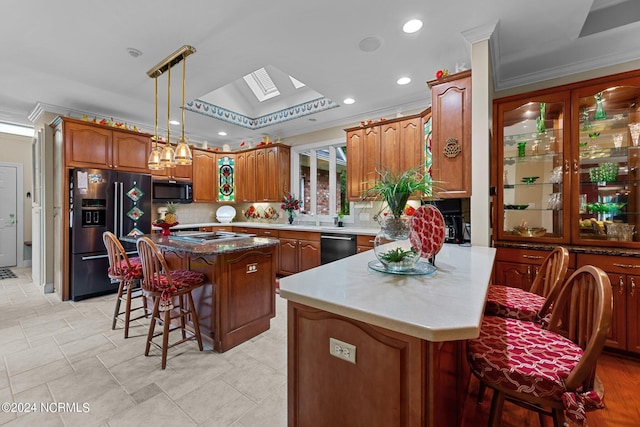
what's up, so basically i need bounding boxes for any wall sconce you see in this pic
[146,45,196,170]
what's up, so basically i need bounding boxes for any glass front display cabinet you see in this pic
[573,80,640,246]
[496,92,571,243]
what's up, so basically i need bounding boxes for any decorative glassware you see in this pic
[612,133,624,148]
[517,141,526,157]
[594,92,606,120]
[628,123,640,147]
[373,216,420,272]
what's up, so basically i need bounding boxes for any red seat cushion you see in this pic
[109,256,143,281]
[149,270,206,311]
[484,285,546,322]
[467,315,603,425]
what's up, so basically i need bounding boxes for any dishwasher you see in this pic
[320,233,357,265]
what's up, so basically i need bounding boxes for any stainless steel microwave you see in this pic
[152,180,193,203]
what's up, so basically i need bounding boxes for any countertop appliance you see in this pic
[70,168,151,301]
[320,232,357,265]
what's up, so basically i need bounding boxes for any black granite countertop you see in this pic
[495,241,640,258]
[121,233,279,256]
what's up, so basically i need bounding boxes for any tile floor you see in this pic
[0,268,287,427]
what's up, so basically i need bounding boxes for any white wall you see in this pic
[0,132,33,264]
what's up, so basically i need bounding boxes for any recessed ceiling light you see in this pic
[403,19,423,34]
[343,98,355,105]
[169,120,180,126]
[218,131,227,136]
[396,77,411,85]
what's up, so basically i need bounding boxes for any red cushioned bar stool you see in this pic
[136,236,207,369]
[103,231,149,338]
[467,265,612,427]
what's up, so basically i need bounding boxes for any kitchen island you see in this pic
[279,244,496,427]
[122,232,279,352]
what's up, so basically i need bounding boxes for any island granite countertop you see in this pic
[121,233,279,256]
[279,243,497,342]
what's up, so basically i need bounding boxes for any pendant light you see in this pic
[147,46,196,169]
[174,57,193,165]
[159,65,176,168]
[147,76,163,170]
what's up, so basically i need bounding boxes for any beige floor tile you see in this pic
[175,377,249,424]
[58,333,116,363]
[9,358,74,395]
[0,386,17,425]
[107,392,196,427]
[59,386,135,427]
[12,382,54,410]
[197,394,256,427]
[236,382,287,427]
[220,361,287,403]
[47,357,120,404]
[2,410,64,427]
[108,353,175,395]
[4,341,65,376]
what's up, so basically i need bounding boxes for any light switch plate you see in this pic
[329,337,356,364]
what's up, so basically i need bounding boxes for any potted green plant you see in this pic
[362,165,437,271]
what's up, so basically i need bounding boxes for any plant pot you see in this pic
[373,216,419,272]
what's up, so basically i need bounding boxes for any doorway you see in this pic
[0,164,18,267]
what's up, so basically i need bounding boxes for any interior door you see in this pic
[0,165,18,267]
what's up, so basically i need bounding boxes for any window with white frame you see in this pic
[291,139,349,220]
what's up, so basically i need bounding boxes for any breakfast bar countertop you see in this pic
[279,243,497,342]
[120,233,279,256]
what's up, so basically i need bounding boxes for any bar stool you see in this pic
[467,265,612,427]
[102,231,148,338]
[136,236,207,369]
[485,246,569,324]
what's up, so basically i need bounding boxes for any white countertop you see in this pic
[154,221,380,235]
[278,244,496,342]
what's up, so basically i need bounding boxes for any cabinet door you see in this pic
[64,122,112,168]
[245,150,257,202]
[279,238,298,275]
[347,129,364,200]
[298,240,321,272]
[255,148,268,201]
[493,261,532,291]
[216,154,236,202]
[112,131,151,173]
[265,146,280,201]
[363,126,381,190]
[604,273,628,351]
[380,122,400,173]
[430,71,471,198]
[495,91,571,242]
[399,117,424,173]
[628,274,640,354]
[192,150,216,202]
[235,152,246,202]
[573,79,640,247]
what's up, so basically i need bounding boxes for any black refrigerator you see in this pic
[69,168,151,301]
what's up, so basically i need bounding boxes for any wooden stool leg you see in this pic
[146,297,160,357]
[477,382,487,404]
[124,280,133,338]
[187,291,203,351]
[112,280,125,330]
[488,389,505,427]
[161,308,171,369]
[179,295,187,340]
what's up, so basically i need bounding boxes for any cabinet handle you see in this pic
[619,276,625,295]
[573,159,579,174]
[631,277,636,297]
[522,255,544,260]
[527,266,531,276]
[612,263,640,269]
[564,159,570,174]
[263,231,271,235]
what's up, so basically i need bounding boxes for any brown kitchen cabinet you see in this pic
[356,234,375,253]
[192,148,216,202]
[235,150,256,202]
[255,144,290,202]
[493,247,575,291]
[151,143,193,181]
[428,70,472,198]
[346,113,427,201]
[577,253,640,355]
[215,153,236,203]
[278,230,320,276]
[61,117,151,173]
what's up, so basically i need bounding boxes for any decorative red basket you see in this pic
[155,221,179,236]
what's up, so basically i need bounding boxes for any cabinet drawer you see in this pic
[279,230,320,241]
[255,228,279,238]
[496,247,575,267]
[357,234,376,247]
[233,226,256,234]
[577,253,640,275]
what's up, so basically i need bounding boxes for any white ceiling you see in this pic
[2,0,640,150]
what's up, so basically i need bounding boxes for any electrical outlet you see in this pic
[329,338,356,364]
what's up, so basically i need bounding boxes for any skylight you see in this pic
[243,67,280,102]
[289,76,306,89]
